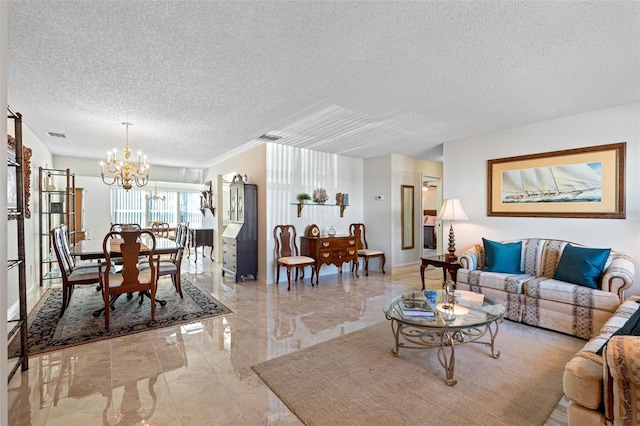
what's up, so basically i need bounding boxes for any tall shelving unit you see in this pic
[38,168,76,286]
[7,106,29,381]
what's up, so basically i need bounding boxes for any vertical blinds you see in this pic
[112,188,203,227]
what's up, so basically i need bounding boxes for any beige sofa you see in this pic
[457,238,635,339]
[563,296,640,425]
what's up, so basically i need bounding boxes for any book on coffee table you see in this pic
[399,299,436,318]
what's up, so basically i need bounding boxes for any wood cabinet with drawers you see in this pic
[300,234,359,277]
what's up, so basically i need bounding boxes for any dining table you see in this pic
[71,236,182,314]
[71,236,180,260]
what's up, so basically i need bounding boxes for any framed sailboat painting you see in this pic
[488,142,625,218]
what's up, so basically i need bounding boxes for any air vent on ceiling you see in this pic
[258,133,281,141]
[46,131,68,139]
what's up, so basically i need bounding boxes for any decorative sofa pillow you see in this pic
[424,215,437,225]
[553,244,611,289]
[596,304,640,355]
[481,238,523,274]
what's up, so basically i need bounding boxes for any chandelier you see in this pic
[145,183,166,201]
[100,122,149,190]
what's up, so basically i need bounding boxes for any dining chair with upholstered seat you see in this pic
[98,229,158,329]
[50,226,101,317]
[274,224,317,291]
[349,223,385,276]
[151,222,171,238]
[59,225,97,271]
[140,223,188,298]
[110,223,142,235]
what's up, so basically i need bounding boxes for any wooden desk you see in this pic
[300,235,359,277]
[420,255,461,290]
[187,228,214,262]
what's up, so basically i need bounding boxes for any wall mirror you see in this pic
[401,184,414,249]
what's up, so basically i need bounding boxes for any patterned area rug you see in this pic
[13,276,232,356]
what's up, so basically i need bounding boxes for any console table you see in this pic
[300,235,359,278]
[187,228,214,262]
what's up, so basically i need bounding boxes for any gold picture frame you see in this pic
[487,142,625,218]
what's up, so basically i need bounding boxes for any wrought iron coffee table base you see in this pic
[388,319,501,386]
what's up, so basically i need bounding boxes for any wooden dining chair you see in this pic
[349,223,386,276]
[110,223,142,235]
[98,229,158,329]
[140,223,188,298]
[151,222,171,238]
[59,225,96,270]
[274,224,317,291]
[50,226,101,317]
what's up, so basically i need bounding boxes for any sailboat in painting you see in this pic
[501,162,602,203]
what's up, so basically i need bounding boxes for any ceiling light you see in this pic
[145,183,166,201]
[99,122,149,190]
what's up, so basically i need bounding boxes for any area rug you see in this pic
[14,276,232,356]
[252,321,576,426]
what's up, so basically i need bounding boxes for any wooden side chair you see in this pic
[98,229,158,329]
[140,223,188,298]
[349,223,385,276]
[274,225,317,291]
[59,225,97,270]
[151,222,171,238]
[110,223,142,235]
[50,226,101,317]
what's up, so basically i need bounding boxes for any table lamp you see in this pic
[436,199,469,260]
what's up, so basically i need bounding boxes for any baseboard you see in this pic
[391,262,421,275]
[6,284,40,321]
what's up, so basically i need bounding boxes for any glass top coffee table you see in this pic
[384,290,505,386]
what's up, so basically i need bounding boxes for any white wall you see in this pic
[443,102,640,294]
[363,154,443,271]
[363,154,393,271]
[205,142,365,284]
[265,143,364,283]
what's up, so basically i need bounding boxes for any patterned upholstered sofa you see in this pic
[457,238,635,339]
[563,296,640,425]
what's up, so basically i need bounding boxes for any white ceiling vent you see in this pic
[257,134,281,141]
[46,131,68,139]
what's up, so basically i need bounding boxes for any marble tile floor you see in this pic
[8,258,580,425]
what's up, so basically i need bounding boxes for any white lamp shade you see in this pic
[436,199,469,221]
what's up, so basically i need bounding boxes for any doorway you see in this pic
[421,177,441,257]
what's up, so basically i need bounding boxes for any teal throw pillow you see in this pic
[596,306,640,355]
[482,238,523,274]
[553,244,611,289]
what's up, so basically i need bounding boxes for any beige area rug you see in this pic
[252,320,576,426]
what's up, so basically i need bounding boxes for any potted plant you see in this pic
[296,192,312,204]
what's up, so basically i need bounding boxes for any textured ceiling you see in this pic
[7,1,640,169]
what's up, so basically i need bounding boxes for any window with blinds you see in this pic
[112,188,203,227]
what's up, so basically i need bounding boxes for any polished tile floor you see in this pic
[8,255,580,425]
